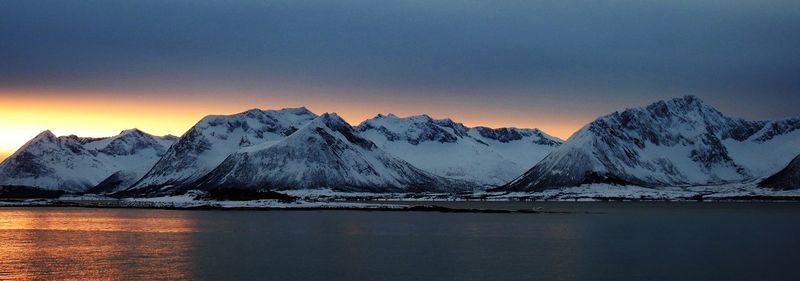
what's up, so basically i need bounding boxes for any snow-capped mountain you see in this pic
[498,96,800,192]
[129,107,318,190]
[0,129,177,192]
[354,114,562,186]
[185,113,467,194]
[760,155,800,190]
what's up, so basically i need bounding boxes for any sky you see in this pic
[1,0,799,160]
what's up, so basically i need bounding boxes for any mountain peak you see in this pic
[283,106,314,115]
[654,95,704,106]
[497,95,789,192]
[411,114,434,121]
[312,113,349,128]
[242,107,313,115]
[586,95,730,139]
[320,112,342,120]
[665,94,708,107]
[130,106,319,191]
[374,113,399,119]
[0,128,178,192]
[639,95,720,118]
[119,128,147,137]
[298,113,375,150]
[33,130,57,141]
[9,130,59,158]
[242,108,263,114]
[200,107,318,126]
[676,94,702,104]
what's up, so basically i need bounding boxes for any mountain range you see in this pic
[355,114,561,186]
[190,113,466,194]
[1,95,799,196]
[497,96,800,192]
[0,129,176,192]
[127,107,318,192]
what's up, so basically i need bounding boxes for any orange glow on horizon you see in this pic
[0,88,590,162]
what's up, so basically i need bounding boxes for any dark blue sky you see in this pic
[1,0,799,136]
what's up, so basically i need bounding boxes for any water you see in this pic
[1,203,799,281]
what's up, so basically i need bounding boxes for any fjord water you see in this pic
[1,203,798,281]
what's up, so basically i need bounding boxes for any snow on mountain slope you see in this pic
[760,155,800,190]
[129,107,317,190]
[498,95,800,192]
[0,129,177,192]
[723,118,800,176]
[354,114,562,187]
[186,113,468,194]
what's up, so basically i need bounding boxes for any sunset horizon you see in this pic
[3,88,796,162]
[3,1,799,165]
[2,1,800,280]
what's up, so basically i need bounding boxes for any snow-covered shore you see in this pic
[281,184,800,202]
[0,193,410,210]
[2,183,799,210]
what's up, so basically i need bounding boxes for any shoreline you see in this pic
[0,199,564,213]
[2,196,799,213]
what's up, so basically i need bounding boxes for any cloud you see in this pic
[0,0,798,118]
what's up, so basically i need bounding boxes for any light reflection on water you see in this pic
[0,203,799,281]
[0,208,195,280]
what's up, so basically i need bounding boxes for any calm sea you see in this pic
[0,202,798,281]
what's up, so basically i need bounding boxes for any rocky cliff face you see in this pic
[760,155,800,190]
